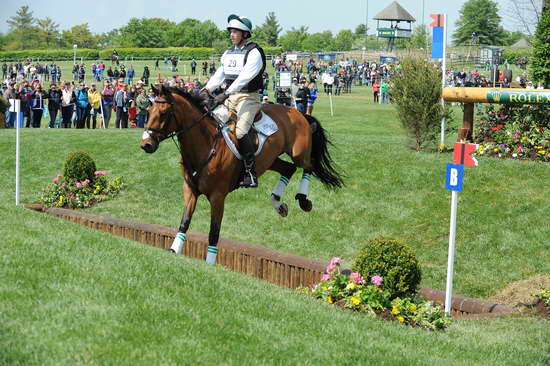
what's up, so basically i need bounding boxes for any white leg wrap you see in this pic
[298,173,311,196]
[272,176,289,198]
[206,246,218,264]
[170,232,186,254]
[271,194,283,210]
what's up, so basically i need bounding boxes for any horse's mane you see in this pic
[161,85,205,111]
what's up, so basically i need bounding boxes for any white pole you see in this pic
[329,92,334,116]
[445,190,458,314]
[14,99,21,206]
[99,96,106,129]
[440,14,448,147]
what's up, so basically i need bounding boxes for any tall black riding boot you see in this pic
[237,134,258,188]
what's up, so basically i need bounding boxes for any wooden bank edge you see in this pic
[25,204,515,317]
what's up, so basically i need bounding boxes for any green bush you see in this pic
[501,48,532,65]
[0,49,99,61]
[63,151,97,183]
[352,237,422,299]
[530,5,550,88]
[97,47,216,60]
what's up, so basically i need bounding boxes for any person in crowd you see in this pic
[127,66,135,85]
[4,82,17,128]
[60,82,76,128]
[19,81,32,128]
[135,88,151,128]
[101,80,114,128]
[114,84,129,128]
[30,83,46,128]
[87,83,101,129]
[191,59,197,75]
[202,61,208,76]
[46,83,62,128]
[75,82,90,128]
[372,79,380,103]
[294,80,310,114]
[142,66,150,86]
[306,82,317,115]
[381,79,389,104]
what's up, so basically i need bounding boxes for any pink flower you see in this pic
[326,264,336,273]
[82,179,90,186]
[547,153,550,158]
[52,174,62,183]
[330,257,342,266]
[518,145,523,152]
[349,272,365,284]
[94,171,107,176]
[75,182,82,188]
[70,195,76,199]
[371,276,383,286]
[321,273,331,281]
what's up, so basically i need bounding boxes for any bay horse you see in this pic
[140,85,343,263]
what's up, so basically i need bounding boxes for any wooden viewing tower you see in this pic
[374,1,416,52]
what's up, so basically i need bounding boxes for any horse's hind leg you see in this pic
[269,158,297,217]
[295,170,313,212]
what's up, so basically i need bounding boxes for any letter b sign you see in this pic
[445,163,464,192]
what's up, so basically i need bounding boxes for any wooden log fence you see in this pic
[25,204,514,318]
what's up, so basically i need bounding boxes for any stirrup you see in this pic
[240,169,258,188]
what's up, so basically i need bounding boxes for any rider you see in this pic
[203,14,266,188]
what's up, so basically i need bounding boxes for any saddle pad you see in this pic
[253,112,278,136]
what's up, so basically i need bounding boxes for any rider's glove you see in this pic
[214,92,229,106]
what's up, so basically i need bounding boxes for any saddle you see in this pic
[211,105,279,160]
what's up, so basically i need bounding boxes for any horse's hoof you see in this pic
[295,194,313,212]
[166,248,176,254]
[277,203,289,217]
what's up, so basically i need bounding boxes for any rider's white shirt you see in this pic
[205,43,263,94]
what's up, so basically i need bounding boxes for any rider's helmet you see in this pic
[227,14,252,39]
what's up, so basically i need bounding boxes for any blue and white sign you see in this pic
[445,163,464,192]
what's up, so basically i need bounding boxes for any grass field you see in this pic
[1,81,549,364]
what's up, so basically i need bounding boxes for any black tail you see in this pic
[304,114,344,189]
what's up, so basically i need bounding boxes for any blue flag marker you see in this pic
[445,163,464,192]
[432,27,444,59]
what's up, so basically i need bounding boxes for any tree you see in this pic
[530,4,550,87]
[391,57,451,151]
[355,24,368,37]
[255,12,282,46]
[302,31,334,52]
[453,0,507,45]
[119,18,175,48]
[6,5,38,49]
[334,29,354,51]
[279,26,309,51]
[407,25,431,49]
[505,0,543,37]
[165,19,223,47]
[61,24,99,49]
[36,17,60,48]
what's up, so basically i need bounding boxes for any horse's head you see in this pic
[140,84,179,154]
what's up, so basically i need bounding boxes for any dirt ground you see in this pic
[488,274,550,306]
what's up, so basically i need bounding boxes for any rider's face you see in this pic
[230,29,244,45]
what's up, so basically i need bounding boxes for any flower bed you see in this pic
[40,171,123,209]
[474,104,550,162]
[532,288,550,318]
[305,258,451,330]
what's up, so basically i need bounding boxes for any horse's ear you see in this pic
[160,84,169,96]
[151,85,160,96]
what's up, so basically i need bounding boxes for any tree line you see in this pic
[0,2,534,52]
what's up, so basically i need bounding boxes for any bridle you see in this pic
[145,98,210,144]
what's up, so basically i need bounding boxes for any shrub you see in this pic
[501,48,532,65]
[391,56,453,151]
[352,237,422,299]
[63,151,97,183]
[0,49,99,61]
[530,5,550,88]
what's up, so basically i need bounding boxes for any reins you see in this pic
[149,96,221,192]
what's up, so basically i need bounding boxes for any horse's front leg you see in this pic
[169,181,198,254]
[205,193,226,264]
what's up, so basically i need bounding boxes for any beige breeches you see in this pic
[225,92,261,139]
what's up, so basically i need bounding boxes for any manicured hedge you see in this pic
[0,46,283,62]
[501,48,532,64]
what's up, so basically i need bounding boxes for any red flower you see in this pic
[491,124,505,132]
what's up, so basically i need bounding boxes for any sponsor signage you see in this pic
[487,90,550,104]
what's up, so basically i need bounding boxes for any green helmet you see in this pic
[227,14,252,34]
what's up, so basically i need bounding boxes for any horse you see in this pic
[140,85,344,263]
[109,53,120,66]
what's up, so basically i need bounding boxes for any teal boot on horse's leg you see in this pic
[238,134,258,188]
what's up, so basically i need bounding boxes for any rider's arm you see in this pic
[204,52,227,92]
[225,48,263,95]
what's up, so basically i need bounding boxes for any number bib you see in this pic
[223,53,245,76]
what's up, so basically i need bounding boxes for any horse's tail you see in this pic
[304,114,344,189]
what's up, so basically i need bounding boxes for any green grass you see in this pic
[1,83,549,364]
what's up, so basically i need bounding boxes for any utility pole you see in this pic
[365,0,369,52]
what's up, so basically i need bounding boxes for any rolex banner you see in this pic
[487,90,550,104]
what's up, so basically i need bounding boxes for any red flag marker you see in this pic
[430,14,445,27]
[453,142,479,166]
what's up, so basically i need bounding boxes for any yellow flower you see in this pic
[493,147,499,152]
[327,296,334,304]
[321,286,328,291]
[538,150,546,155]
[351,297,361,305]
[346,282,357,291]
[397,316,405,323]
[521,136,528,142]
[479,145,484,152]
[408,304,417,312]
[391,306,400,315]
